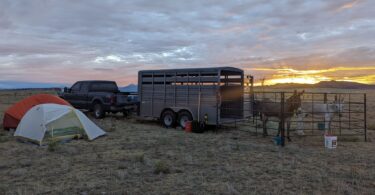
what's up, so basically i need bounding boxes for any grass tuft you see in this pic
[47,139,59,152]
[153,160,170,174]
[118,163,127,170]
[132,152,145,163]
[233,142,240,151]
[0,130,6,136]
[0,136,9,143]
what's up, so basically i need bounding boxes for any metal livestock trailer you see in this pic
[137,67,246,128]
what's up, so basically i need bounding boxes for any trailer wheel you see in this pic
[93,103,105,119]
[161,110,176,128]
[177,111,193,129]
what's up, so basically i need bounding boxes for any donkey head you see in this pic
[286,90,305,113]
[332,95,345,116]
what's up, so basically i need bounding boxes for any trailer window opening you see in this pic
[201,73,218,76]
[140,69,243,86]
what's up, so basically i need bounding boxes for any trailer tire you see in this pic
[177,111,193,129]
[161,110,176,128]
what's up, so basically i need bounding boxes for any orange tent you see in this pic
[3,94,71,130]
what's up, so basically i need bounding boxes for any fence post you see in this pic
[364,93,367,142]
[280,92,285,147]
[349,94,351,133]
[250,76,255,120]
[324,93,327,103]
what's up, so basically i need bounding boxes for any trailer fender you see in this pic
[166,107,196,121]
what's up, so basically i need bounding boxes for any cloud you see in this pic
[337,0,360,11]
[0,0,374,85]
[94,55,125,63]
[93,68,114,71]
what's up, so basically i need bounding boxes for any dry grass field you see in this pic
[0,89,375,194]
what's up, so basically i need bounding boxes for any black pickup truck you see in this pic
[59,80,138,118]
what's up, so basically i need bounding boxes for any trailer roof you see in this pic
[139,66,243,74]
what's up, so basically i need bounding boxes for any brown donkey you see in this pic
[254,90,304,141]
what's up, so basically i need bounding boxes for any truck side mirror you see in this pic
[64,87,72,93]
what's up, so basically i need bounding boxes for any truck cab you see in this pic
[60,80,138,118]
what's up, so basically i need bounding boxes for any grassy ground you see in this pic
[0,89,374,194]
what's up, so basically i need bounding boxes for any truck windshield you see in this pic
[90,82,118,92]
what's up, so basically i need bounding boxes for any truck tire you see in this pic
[93,103,105,119]
[161,110,176,128]
[177,111,193,129]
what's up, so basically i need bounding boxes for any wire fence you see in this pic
[221,91,368,146]
[0,90,58,105]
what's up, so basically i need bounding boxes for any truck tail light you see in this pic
[110,95,117,105]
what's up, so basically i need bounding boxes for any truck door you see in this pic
[66,82,81,108]
[77,82,89,109]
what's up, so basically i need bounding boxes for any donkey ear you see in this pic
[299,90,305,95]
[334,95,337,101]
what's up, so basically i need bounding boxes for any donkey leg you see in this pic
[287,120,292,142]
[262,115,268,137]
[277,121,281,136]
[324,114,330,135]
[328,121,332,133]
[296,114,305,135]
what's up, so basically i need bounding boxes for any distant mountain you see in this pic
[0,81,139,92]
[260,81,375,89]
[315,81,375,89]
[1,80,373,91]
[0,80,67,90]
[119,84,138,92]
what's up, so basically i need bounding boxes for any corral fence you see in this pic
[221,90,367,146]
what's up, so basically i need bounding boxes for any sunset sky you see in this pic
[1,0,375,86]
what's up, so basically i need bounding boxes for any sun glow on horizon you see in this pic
[248,66,375,86]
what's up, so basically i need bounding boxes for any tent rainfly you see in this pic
[3,94,71,130]
[14,104,106,145]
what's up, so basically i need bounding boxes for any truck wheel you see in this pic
[161,110,176,128]
[93,103,105,119]
[177,111,193,129]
